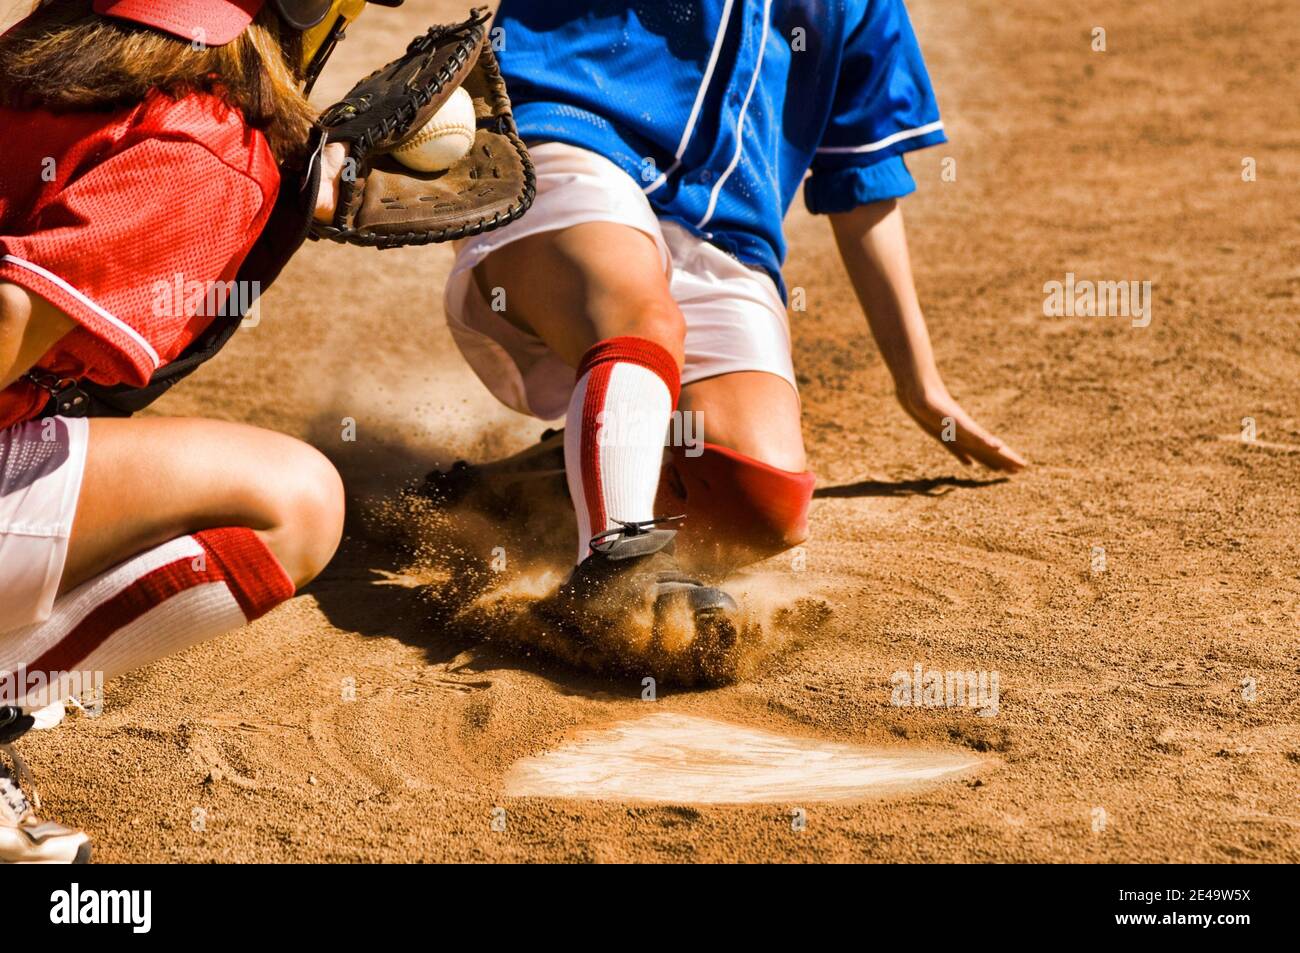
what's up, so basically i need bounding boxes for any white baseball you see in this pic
[392,86,477,173]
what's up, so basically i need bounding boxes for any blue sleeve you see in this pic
[805,154,916,213]
[804,0,946,214]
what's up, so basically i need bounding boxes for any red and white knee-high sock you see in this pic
[564,336,680,564]
[0,528,293,711]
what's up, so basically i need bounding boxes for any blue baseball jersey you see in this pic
[492,0,947,298]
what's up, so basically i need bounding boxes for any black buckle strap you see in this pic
[589,514,686,548]
[26,372,90,418]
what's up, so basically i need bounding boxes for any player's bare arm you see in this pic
[0,282,74,390]
[831,200,1027,473]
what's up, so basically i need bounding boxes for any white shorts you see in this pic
[443,141,797,421]
[0,416,89,634]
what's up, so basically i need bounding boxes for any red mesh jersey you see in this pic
[0,89,279,427]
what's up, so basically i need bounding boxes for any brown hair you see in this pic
[0,1,316,164]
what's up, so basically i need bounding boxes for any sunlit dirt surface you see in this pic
[6,0,1299,862]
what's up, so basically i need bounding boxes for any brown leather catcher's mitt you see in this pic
[310,7,534,248]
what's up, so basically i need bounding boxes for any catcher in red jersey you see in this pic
[0,0,365,865]
[0,0,529,863]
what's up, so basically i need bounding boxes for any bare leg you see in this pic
[465,222,814,581]
[62,417,345,592]
[475,224,804,472]
[473,222,684,368]
[679,371,806,473]
[476,221,688,566]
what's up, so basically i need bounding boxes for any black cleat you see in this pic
[417,428,567,512]
[538,518,743,684]
[413,430,574,564]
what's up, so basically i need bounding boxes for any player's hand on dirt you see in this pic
[897,384,1026,473]
[313,142,350,224]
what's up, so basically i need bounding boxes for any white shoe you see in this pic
[0,736,91,864]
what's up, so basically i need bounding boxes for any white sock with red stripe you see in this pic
[0,528,294,711]
[564,336,681,564]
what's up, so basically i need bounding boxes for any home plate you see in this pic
[504,712,983,804]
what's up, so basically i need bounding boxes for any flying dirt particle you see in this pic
[362,488,828,686]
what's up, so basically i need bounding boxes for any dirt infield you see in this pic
[11,0,1299,862]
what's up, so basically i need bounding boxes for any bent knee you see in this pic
[726,439,807,476]
[659,443,815,569]
[591,297,685,369]
[259,440,345,587]
[630,301,686,360]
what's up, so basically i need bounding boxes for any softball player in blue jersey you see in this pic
[430,0,1026,670]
